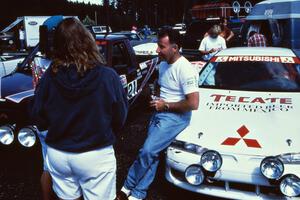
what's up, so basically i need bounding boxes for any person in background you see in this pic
[199,25,226,61]
[31,17,128,200]
[247,30,267,47]
[131,25,137,33]
[142,25,151,39]
[219,17,234,44]
[19,25,25,51]
[115,28,199,200]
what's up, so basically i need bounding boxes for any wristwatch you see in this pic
[164,103,170,111]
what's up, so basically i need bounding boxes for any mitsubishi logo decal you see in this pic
[221,125,262,148]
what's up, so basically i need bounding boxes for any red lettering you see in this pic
[265,98,279,103]
[211,94,226,102]
[251,98,265,103]
[238,97,249,103]
[280,98,292,104]
[225,96,236,102]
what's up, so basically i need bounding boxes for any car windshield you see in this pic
[199,61,300,92]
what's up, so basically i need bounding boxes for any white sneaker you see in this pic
[128,196,142,200]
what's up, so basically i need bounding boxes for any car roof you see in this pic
[95,34,127,41]
[216,47,297,57]
[247,0,300,20]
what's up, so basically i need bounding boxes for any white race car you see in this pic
[166,47,300,199]
[0,55,24,77]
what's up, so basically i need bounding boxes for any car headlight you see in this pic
[185,164,204,186]
[170,140,206,154]
[260,156,284,180]
[0,125,15,145]
[17,126,37,147]
[200,150,222,172]
[280,175,300,197]
[279,153,300,164]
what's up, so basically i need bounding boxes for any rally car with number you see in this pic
[166,47,300,199]
[0,34,160,155]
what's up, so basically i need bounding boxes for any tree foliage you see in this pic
[0,0,194,31]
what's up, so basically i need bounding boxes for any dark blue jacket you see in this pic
[31,64,128,152]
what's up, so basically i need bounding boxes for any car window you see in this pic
[112,42,130,72]
[128,34,139,41]
[199,61,300,91]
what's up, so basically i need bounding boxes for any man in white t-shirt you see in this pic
[116,29,199,200]
[199,25,226,61]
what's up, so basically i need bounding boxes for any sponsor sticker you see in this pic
[119,74,127,87]
[213,56,300,64]
[139,62,148,70]
[221,125,262,148]
[206,94,294,113]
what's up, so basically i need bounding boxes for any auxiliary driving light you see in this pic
[200,150,223,172]
[18,127,37,147]
[280,175,300,197]
[0,125,15,145]
[260,156,284,180]
[185,165,204,186]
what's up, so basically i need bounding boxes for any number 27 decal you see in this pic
[127,79,138,99]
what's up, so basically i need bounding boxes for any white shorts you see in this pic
[37,130,49,171]
[46,145,116,200]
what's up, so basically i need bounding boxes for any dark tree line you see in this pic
[0,0,259,31]
[0,0,196,31]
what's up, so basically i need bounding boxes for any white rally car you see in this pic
[166,47,300,199]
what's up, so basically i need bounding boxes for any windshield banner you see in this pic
[211,56,300,64]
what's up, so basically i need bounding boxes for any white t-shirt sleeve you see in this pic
[198,37,207,51]
[180,63,199,95]
[221,37,227,49]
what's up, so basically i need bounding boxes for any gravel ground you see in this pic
[0,106,216,200]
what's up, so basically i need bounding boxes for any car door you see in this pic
[111,41,141,101]
[0,57,5,77]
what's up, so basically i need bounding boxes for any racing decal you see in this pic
[206,94,293,113]
[129,57,160,105]
[221,125,262,148]
[212,56,300,64]
[127,79,138,99]
[139,62,148,70]
[137,69,142,78]
[213,56,228,62]
[5,89,35,103]
[119,74,127,88]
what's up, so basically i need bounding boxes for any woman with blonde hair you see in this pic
[31,17,128,200]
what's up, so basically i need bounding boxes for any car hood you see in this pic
[133,42,158,55]
[0,72,33,103]
[176,88,300,156]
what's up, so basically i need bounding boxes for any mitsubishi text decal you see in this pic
[221,125,262,148]
[212,56,300,64]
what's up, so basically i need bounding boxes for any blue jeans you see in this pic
[124,111,191,199]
